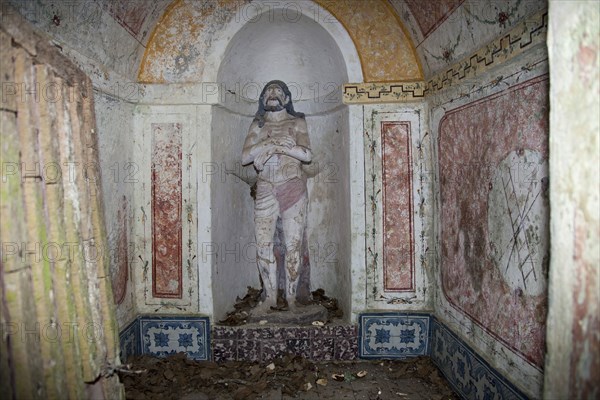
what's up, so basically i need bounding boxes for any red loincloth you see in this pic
[274,177,306,213]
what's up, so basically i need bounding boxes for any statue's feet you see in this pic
[294,297,313,308]
[270,296,289,312]
[252,299,277,315]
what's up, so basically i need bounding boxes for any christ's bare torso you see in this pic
[255,118,306,184]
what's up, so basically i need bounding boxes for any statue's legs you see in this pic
[281,192,308,305]
[254,184,279,309]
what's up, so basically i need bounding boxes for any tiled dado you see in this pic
[119,313,527,400]
[429,317,528,400]
[119,317,141,362]
[359,313,528,400]
[359,313,430,358]
[212,324,358,363]
[119,316,210,361]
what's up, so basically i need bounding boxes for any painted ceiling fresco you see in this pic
[97,0,170,43]
[404,0,464,39]
[136,0,423,83]
[314,0,423,82]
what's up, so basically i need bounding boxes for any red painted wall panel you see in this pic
[151,123,183,298]
[382,121,414,291]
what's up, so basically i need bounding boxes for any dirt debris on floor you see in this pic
[118,353,459,400]
[219,286,263,326]
[219,288,343,326]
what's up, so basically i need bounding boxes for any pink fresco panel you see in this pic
[382,122,414,291]
[438,75,549,368]
[152,123,183,298]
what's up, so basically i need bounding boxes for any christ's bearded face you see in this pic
[262,83,289,111]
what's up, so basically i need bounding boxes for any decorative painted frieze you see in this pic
[343,11,548,104]
[343,81,426,103]
[424,10,548,95]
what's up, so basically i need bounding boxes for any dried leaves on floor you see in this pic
[118,354,459,400]
[218,287,343,326]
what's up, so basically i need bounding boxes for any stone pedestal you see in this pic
[248,304,328,325]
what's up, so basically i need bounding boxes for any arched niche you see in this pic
[210,3,363,322]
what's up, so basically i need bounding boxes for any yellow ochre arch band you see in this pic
[313,0,423,82]
[137,0,423,83]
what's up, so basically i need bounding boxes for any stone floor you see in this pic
[119,353,459,400]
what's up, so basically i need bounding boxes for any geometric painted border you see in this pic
[424,11,548,96]
[343,81,426,103]
[140,316,210,360]
[430,317,528,400]
[358,313,430,358]
[343,10,548,104]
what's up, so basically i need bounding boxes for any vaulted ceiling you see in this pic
[6,0,546,82]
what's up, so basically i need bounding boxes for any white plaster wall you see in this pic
[94,93,137,326]
[195,105,215,317]
[216,10,348,116]
[304,109,351,313]
[348,105,367,321]
[204,1,363,84]
[209,106,260,320]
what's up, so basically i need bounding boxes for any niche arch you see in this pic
[209,2,364,321]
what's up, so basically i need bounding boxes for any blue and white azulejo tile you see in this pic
[140,316,210,360]
[359,313,429,358]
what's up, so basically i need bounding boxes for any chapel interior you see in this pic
[0,0,598,399]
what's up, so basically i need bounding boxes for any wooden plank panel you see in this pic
[0,107,40,399]
[54,74,97,383]
[35,64,85,399]
[66,77,104,376]
[14,47,63,398]
[2,9,124,397]
[0,30,16,112]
